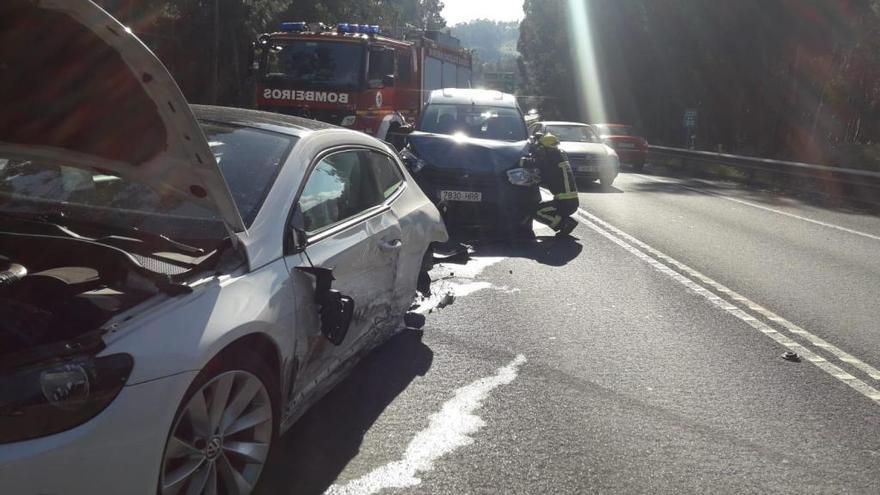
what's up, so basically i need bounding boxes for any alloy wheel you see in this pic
[161,370,273,495]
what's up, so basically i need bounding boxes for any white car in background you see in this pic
[0,1,447,494]
[529,121,620,187]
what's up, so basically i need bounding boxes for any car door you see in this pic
[288,147,404,371]
[364,149,428,307]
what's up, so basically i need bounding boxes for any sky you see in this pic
[442,0,525,26]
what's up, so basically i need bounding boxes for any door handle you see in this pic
[378,239,403,252]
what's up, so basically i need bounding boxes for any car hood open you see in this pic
[408,132,529,174]
[0,0,245,234]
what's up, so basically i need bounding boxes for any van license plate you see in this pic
[440,190,482,202]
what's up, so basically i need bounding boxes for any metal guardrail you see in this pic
[647,145,880,208]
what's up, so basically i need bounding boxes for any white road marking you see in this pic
[573,208,880,404]
[576,207,880,382]
[633,173,880,242]
[325,355,528,495]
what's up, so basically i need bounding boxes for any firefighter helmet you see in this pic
[539,133,560,148]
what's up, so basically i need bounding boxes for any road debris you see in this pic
[781,351,801,362]
[438,292,456,308]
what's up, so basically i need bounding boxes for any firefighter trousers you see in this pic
[534,198,578,230]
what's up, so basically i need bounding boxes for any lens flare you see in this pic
[566,0,608,124]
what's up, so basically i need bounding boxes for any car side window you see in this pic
[365,151,404,199]
[299,150,385,234]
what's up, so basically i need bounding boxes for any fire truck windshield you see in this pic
[263,40,363,90]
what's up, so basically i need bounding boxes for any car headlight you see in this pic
[0,353,133,444]
[340,115,357,127]
[507,167,542,186]
[400,148,428,173]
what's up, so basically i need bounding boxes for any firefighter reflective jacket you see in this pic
[534,142,578,201]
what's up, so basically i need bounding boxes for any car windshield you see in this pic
[419,104,527,141]
[0,124,294,242]
[263,40,363,90]
[203,123,296,225]
[545,125,597,143]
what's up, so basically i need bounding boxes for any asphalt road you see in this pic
[256,168,880,494]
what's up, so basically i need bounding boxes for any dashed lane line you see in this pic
[576,207,880,382]
[573,208,880,404]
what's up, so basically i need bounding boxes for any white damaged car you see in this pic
[0,1,447,494]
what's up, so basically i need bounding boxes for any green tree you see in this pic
[518,0,880,164]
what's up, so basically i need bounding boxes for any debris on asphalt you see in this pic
[438,292,456,309]
[432,242,473,264]
[781,351,801,362]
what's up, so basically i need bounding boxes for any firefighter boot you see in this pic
[556,216,577,237]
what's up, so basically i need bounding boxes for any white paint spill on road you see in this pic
[437,256,506,279]
[325,355,528,495]
[414,256,507,314]
[413,282,493,314]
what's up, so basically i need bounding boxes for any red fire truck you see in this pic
[250,22,473,140]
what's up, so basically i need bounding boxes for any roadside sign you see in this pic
[684,108,698,128]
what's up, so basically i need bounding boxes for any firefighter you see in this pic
[530,132,579,236]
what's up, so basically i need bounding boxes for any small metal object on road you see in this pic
[438,292,455,309]
[782,351,801,362]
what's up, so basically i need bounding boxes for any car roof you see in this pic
[426,88,519,108]
[538,121,591,127]
[594,123,631,127]
[191,104,337,136]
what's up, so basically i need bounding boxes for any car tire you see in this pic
[506,214,535,240]
[159,349,279,495]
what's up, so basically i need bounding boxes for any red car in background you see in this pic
[593,124,648,171]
